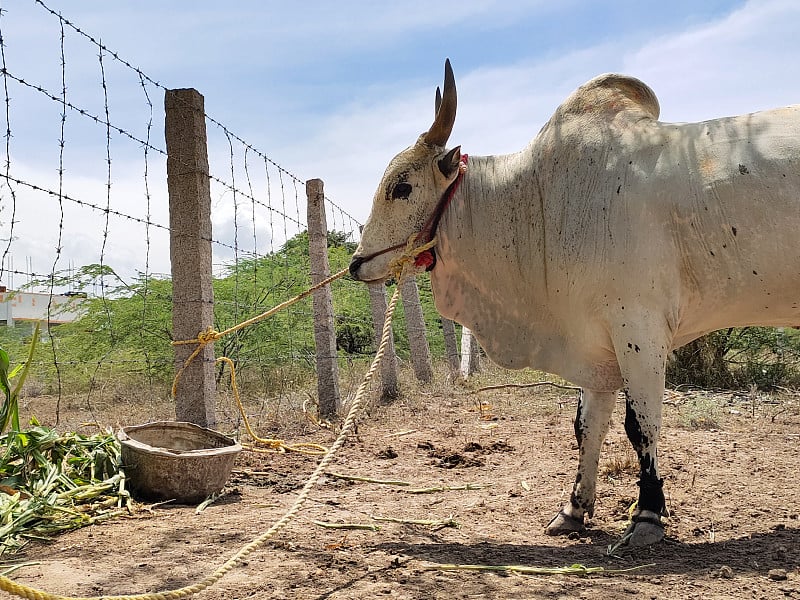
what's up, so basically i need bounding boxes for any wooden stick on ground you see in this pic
[474,382,581,393]
[324,471,411,486]
[404,483,488,494]
[312,520,380,531]
[424,562,656,576]
[371,514,459,529]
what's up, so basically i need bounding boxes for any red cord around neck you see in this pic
[413,153,469,270]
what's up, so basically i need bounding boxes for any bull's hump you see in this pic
[558,73,660,122]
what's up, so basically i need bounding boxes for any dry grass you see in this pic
[600,449,639,479]
[677,395,722,430]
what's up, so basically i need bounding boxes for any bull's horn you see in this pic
[424,58,457,147]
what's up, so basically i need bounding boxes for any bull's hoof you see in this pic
[622,520,665,546]
[545,510,585,536]
[610,513,665,551]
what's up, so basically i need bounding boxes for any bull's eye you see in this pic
[391,182,413,200]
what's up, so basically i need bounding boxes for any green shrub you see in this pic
[667,327,800,390]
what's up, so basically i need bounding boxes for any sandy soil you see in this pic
[3,380,799,600]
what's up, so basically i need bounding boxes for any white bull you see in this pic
[349,60,800,546]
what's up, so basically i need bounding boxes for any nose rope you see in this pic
[387,234,439,281]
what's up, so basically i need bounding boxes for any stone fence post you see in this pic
[368,282,399,403]
[307,179,342,420]
[165,88,216,428]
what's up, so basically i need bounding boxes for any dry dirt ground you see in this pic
[3,375,800,600]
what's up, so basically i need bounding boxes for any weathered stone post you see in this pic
[400,277,433,383]
[441,318,460,375]
[165,88,216,427]
[460,326,481,379]
[306,179,342,419]
[368,282,399,402]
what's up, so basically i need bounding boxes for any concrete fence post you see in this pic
[165,88,216,428]
[306,179,342,420]
[368,282,399,403]
[460,326,481,379]
[441,318,460,375]
[400,277,433,383]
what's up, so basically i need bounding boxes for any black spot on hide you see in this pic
[624,395,649,450]
[738,164,749,175]
[573,393,584,446]
[637,459,665,514]
[570,483,592,512]
[731,226,738,236]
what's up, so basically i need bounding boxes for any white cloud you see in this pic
[1,160,171,289]
[623,0,800,121]
[287,0,800,223]
[5,0,799,290]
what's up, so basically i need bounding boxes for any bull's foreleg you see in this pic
[621,388,666,545]
[616,331,669,547]
[545,389,616,535]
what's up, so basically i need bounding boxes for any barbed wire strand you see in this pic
[138,70,156,377]
[243,146,259,296]
[0,7,17,283]
[48,13,69,424]
[1,0,369,382]
[97,40,117,348]
[31,0,361,226]
[0,64,358,266]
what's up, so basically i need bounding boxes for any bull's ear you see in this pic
[438,145,462,178]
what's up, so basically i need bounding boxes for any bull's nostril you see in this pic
[349,257,365,279]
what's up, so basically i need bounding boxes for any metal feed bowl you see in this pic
[118,421,242,504]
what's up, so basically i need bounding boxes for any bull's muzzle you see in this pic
[348,256,365,280]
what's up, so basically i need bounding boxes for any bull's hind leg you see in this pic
[546,389,616,535]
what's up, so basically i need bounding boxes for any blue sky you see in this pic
[1,0,799,287]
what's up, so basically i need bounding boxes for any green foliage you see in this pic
[0,322,40,433]
[26,231,376,391]
[19,231,799,396]
[667,327,800,390]
[0,420,127,554]
[43,274,174,389]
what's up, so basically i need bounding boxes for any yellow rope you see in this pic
[387,234,437,280]
[170,267,349,454]
[0,282,405,600]
[170,267,350,400]
[0,241,428,600]
[216,356,327,456]
[171,235,433,453]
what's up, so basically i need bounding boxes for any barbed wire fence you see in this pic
[0,0,425,426]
